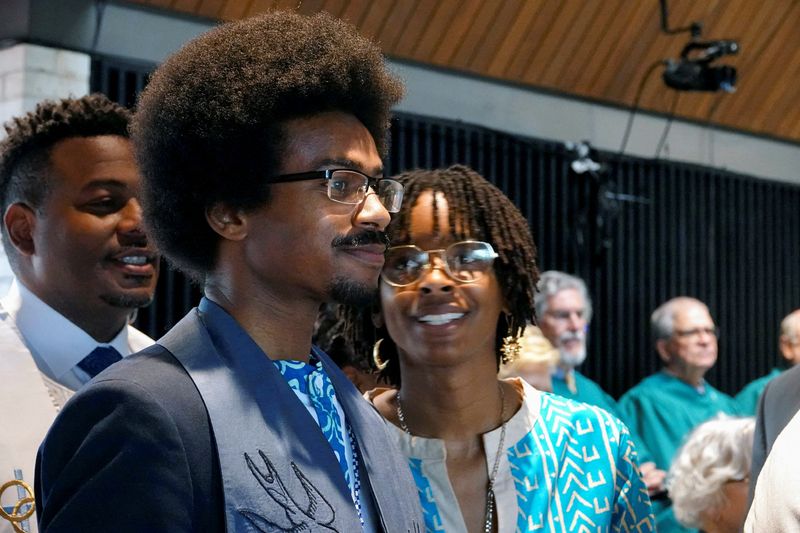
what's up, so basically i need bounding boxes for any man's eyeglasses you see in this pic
[381,240,498,287]
[674,326,719,339]
[267,168,404,213]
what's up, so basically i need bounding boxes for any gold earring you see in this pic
[373,338,388,370]
[500,322,522,364]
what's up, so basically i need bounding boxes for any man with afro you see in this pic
[36,11,423,532]
[0,93,158,533]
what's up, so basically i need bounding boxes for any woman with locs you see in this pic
[339,165,654,532]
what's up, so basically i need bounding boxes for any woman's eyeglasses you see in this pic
[267,168,404,213]
[381,240,498,287]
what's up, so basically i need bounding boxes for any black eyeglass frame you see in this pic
[381,240,499,287]
[266,168,404,213]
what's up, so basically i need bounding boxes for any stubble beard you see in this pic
[328,275,379,307]
[100,292,155,310]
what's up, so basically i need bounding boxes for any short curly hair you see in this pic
[132,11,404,280]
[337,165,539,386]
[0,94,130,267]
[668,415,755,529]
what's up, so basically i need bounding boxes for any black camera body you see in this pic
[662,39,739,92]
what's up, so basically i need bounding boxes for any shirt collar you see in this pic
[1,278,132,382]
[551,366,574,380]
[661,368,707,394]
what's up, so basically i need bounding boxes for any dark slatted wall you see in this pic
[93,57,800,398]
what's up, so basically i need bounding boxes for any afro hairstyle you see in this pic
[132,10,405,281]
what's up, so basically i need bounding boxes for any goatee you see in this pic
[328,276,379,307]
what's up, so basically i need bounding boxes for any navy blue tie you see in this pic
[77,346,123,378]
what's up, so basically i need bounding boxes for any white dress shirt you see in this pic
[0,278,154,390]
[746,407,800,532]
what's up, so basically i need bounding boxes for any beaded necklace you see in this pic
[395,384,508,533]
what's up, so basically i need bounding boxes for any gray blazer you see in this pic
[750,363,800,503]
[36,302,423,532]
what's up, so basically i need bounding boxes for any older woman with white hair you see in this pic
[668,416,755,533]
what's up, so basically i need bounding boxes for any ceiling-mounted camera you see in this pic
[659,0,740,93]
[663,39,739,92]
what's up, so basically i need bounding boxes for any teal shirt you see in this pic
[617,371,739,470]
[735,368,782,415]
[552,370,655,463]
[552,369,619,414]
[618,372,740,533]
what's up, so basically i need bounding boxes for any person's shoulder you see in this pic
[735,374,776,415]
[573,370,603,389]
[364,387,395,416]
[539,391,625,432]
[99,343,186,383]
[703,381,736,405]
[573,371,615,397]
[739,373,772,392]
[618,372,664,402]
[74,344,201,421]
[37,344,221,532]
[44,345,211,472]
[737,371,779,400]
[762,364,800,399]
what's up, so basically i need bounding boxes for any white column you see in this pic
[0,43,91,294]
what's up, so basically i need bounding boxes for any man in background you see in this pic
[0,94,158,532]
[736,309,800,414]
[535,271,619,411]
[618,296,738,532]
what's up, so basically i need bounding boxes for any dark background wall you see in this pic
[94,56,800,399]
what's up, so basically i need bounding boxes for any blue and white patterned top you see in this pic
[379,379,654,533]
[273,358,352,490]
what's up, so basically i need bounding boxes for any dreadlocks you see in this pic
[338,164,539,386]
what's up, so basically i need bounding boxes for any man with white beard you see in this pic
[535,271,618,411]
[535,271,665,492]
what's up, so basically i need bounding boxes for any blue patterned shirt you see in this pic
[380,379,654,532]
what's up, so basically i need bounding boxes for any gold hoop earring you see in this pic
[373,338,388,370]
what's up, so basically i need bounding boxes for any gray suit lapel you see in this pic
[316,348,424,533]
[158,305,360,532]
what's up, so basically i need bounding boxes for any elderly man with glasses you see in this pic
[618,296,739,533]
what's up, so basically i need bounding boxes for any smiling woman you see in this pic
[340,165,655,532]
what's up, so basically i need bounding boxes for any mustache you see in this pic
[558,330,585,344]
[330,230,390,250]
